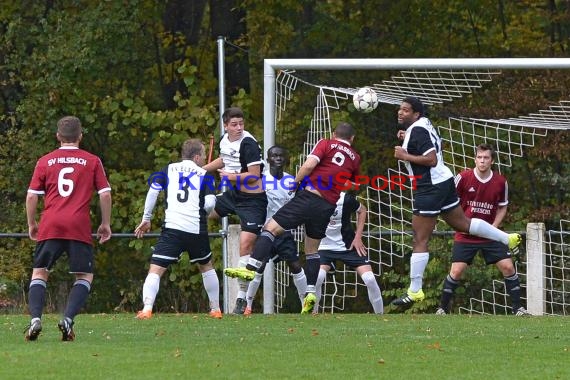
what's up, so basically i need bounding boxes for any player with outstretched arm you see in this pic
[224,122,361,315]
[391,97,522,307]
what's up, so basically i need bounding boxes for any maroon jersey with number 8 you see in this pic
[306,138,360,205]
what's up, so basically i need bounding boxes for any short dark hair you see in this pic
[402,96,425,117]
[181,138,204,160]
[267,145,289,165]
[267,144,288,156]
[476,143,496,160]
[222,107,244,124]
[57,116,82,143]
[334,122,355,140]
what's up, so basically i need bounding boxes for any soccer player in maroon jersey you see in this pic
[224,122,361,314]
[24,116,112,341]
[436,144,530,315]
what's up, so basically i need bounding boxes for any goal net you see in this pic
[262,59,570,316]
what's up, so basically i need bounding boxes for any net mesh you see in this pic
[272,68,570,315]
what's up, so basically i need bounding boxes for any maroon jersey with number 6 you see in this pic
[28,146,111,244]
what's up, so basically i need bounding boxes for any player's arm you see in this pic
[493,205,507,228]
[202,157,223,172]
[134,187,161,239]
[204,194,216,214]
[394,127,437,167]
[201,177,217,214]
[493,178,509,228]
[221,163,261,185]
[25,192,39,241]
[394,147,437,167]
[294,156,319,184]
[351,203,368,256]
[97,190,112,244]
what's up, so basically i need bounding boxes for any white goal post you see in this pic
[253,58,570,315]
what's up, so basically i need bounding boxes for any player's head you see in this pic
[267,145,289,169]
[476,143,496,160]
[333,122,356,142]
[474,143,496,172]
[402,96,425,116]
[222,107,244,124]
[57,116,82,143]
[222,107,245,141]
[398,97,425,128]
[182,138,206,165]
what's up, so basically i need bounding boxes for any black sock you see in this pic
[504,273,521,312]
[28,279,47,319]
[63,279,91,320]
[246,231,275,271]
[304,253,321,290]
[439,274,460,312]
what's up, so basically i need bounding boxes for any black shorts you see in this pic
[33,239,94,274]
[452,240,511,265]
[413,177,459,216]
[214,190,267,234]
[151,228,212,268]
[318,249,370,268]
[272,190,336,239]
[270,231,299,264]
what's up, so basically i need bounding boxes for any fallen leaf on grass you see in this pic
[426,342,442,350]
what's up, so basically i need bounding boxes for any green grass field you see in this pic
[2,313,569,379]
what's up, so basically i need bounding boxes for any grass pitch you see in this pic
[2,313,569,379]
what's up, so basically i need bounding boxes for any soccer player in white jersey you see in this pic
[202,107,267,314]
[314,192,383,314]
[134,139,222,319]
[242,145,307,314]
[436,144,530,315]
[391,97,522,306]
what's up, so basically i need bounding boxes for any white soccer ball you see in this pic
[352,87,378,113]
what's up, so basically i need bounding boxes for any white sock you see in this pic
[292,269,308,306]
[409,252,429,292]
[246,272,263,308]
[469,218,509,244]
[201,269,220,311]
[314,269,327,314]
[142,272,161,312]
[361,271,383,314]
[237,255,250,299]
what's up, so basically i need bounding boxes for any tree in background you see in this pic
[1,0,570,312]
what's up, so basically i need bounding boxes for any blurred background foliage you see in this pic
[1,0,569,313]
